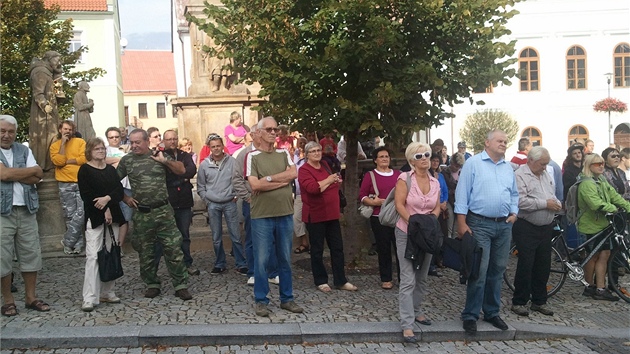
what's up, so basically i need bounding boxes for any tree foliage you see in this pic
[190,0,520,250]
[459,109,519,153]
[0,0,106,140]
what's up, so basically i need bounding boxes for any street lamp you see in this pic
[605,73,613,144]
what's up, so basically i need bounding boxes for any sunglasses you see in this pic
[609,154,620,159]
[591,162,604,167]
[263,127,280,133]
[413,151,431,160]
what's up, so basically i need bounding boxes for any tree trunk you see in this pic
[341,129,372,258]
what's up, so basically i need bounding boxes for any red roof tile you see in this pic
[44,0,108,11]
[122,50,177,93]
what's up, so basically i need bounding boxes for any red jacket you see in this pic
[298,160,340,223]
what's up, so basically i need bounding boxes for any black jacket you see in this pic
[164,149,197,209]
[405,214,443,270]
[442,231,482,284]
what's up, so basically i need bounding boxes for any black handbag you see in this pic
[97,224,124,282]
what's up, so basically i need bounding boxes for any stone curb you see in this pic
[2,321,628,349]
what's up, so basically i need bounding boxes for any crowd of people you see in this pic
[2,112,630,343]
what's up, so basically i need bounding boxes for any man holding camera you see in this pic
[117,129,192,300]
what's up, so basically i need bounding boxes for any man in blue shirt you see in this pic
[454,129,519,335]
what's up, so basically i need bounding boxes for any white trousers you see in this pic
[83,220,118,304]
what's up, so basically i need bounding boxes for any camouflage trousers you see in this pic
[132,204,188,290]
[58,182,84,250]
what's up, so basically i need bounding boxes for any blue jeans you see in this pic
[243,201,277,278]
[461,214,512,321]
[251,215,293,304]
[209,201,246,269]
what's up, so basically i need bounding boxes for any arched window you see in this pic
[568,125,589,146]
[614,43,630,87]
[519,48,540,91]
[521,127,542,147]
[567,45,587,90]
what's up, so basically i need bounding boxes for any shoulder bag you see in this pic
[358,171,379,219]
[97,224,124,282]
[378,172,412,228]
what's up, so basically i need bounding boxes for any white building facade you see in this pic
[430,0,630,162]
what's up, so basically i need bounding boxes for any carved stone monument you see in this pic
[29,51,64,172]
[73,81,96,140]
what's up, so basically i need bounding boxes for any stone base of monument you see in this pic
[36,173,67,252]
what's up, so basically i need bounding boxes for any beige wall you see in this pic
[124,93,178,133]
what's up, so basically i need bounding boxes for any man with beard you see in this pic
[562,144,584,199]
[49,120,86,254]
[30,51,64,171]
[154,130,199,276]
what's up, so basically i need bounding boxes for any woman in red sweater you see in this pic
[298,141,357,293]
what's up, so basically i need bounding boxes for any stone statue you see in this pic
[29,51,64,171]
[209,55,234,92]
[73,81,95,140]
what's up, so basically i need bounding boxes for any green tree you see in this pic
[0,0,105,140]
[459,109,519,153]
[191,0,520,251]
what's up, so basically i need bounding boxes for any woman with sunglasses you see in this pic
[577,154,630,301]
[298,141,357,293]
[394,143,441,343]
[77,138,126,312]
[602,147,630,201]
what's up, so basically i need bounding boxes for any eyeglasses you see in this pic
[413,151,431,160]
[308,149,322,154]
[107,135,120,139]
[263,127,280,133]
[591,162,604,167]
[609,154,620,159]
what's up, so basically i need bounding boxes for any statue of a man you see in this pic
[29,51,63,171]
[210,56,234,92]
[73,81,95,140]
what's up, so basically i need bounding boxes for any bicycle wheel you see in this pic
[608,246,630,303]
[503,245,567,297]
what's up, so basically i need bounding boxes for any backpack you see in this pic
[564,176,592,225]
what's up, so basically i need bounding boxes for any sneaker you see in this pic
[592,288,620,301]
[210,267,225,275]
[255,302,270,317]
[247,277,255,286]
[237,267,248,276]
[268,276,280,285]
[510,304,529,316]
[99,296,121,304]
[187,267,201,276]
[280,301,303,313]
[175,289,193,301]
[61,240,73,255]
[72,247,82,254]
[530,303,554,316]
[582,285,596,297]
[144,288,161,298]
[81,301,94,312]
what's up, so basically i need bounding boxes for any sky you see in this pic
[119,0,171,50]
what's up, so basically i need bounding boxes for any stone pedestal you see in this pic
[172,94,265,156]
[36,172,66,252]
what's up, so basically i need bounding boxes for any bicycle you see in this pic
[504,212,630,303]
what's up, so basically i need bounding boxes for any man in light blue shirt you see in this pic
[454,129,519,335]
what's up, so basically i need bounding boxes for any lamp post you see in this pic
[605,73,612,144]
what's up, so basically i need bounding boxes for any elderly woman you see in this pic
[359,147,401,289]
[224,111,247,155]
[298,141,357,293]
[602,147,630,201]
[578,154,630,301]
[394,142,441,343]
[77,138,126,312]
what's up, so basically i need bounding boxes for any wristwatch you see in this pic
[266,176,272,182]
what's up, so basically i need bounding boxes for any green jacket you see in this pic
[577,174,630,235]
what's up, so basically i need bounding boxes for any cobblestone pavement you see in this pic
[2,243,628,330]
[3,338,629,353]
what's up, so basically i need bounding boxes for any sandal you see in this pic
[294,245,310,254]
[317,284,332,293]
[381,282,393,290]
[337,282,358,291]
[1,303,17,317]
[25,299,50,312]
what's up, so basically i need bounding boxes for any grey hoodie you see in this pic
[197,154,236,203]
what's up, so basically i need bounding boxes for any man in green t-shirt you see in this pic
[246,117,303,317]
[117,129,192,300]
